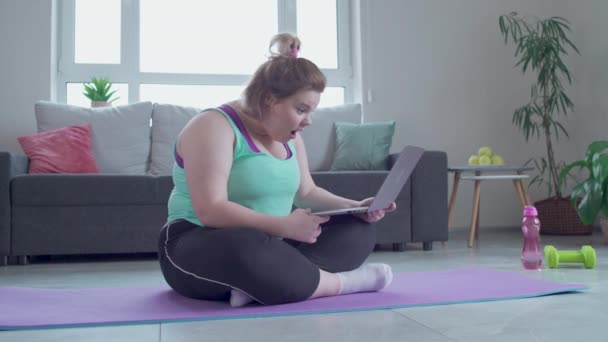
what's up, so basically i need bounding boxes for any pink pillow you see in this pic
[17,124,99,174]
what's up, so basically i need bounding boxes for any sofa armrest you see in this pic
[0,152,29,258]
[388,153,400,169]
[410,150,448,243]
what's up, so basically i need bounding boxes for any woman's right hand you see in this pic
[283,208,330,243]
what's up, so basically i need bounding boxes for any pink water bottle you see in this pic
[521,205,542,270]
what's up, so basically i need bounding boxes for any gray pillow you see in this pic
[35,101,153,174]
[300,104,362,171]
[149,103,201,175]
[330,121,396,171]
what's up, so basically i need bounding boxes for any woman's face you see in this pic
[263,89,321,143]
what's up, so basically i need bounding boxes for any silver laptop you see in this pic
[311,145,425,216]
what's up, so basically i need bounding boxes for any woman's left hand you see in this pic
[354,197,397,223]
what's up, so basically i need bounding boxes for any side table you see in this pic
[447,166,534,247]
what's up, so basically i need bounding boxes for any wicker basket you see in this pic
[534,197,593,235]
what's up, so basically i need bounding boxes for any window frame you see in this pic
[56,0,353,106]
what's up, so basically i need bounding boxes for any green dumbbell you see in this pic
[544,245,597,269]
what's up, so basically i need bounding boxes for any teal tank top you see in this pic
[167,105,300,226]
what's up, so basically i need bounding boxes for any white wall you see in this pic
[566,1,608,152]
[356,0,593,230]
[0,0,55,152]
[0,1,605,230]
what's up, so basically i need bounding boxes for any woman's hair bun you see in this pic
[269,33,301,58]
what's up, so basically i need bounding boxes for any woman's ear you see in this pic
[265,94,276,106]
[263,94,276,111]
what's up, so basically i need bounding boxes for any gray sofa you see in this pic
[0,102,448,265]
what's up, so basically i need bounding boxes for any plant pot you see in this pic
[600,217,608,245]
[91,101,112,108]
[534,196,593,235]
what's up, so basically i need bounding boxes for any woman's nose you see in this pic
[303,113,312,126]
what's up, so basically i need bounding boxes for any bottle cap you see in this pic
[523,205,538,217]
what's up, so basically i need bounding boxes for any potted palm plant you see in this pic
[559,141,608,243]
[83,76,119,107]
[499,12,590,234]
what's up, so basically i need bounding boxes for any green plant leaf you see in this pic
[554,121,568,138]
[82,76,118,102]
[584,141,608,165]
[571,180,603,224]
[499,16,506,35]
[602,184,608,219]
[591,154,608,184]
[558,160,586,190]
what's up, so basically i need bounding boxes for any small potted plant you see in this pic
[559,141,608,244]
[83,76,119,107]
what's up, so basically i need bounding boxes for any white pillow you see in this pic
[35,101,153,174]
[300,104,363,171]
[149,103,201,175]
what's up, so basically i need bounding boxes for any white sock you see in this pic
[337,263,393,295]
[229,289,255,307]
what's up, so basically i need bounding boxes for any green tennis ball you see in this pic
[468,155,480,165]
[478,155,492,165]
[478,146,493,157]
[491,155,505,165]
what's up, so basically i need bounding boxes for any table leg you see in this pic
[468,179,481,248]
[517,171,531,206]
[513,179,526,207]
[447,171,461,229]
[518,179,531,205]
[475,193,480,240]
[474,171,481,240]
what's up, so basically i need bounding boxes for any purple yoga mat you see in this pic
[0,268,586,330]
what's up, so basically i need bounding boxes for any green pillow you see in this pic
[330,121,396,171]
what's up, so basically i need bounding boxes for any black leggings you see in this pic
[158,215,377,305]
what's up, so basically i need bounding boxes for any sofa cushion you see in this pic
[149,103,201,175]
[330,121,396,171]
[17,124,99,174]
[35,101,153,175]
[11,175,160,206]
[300,104,362,171]
[11,205,166,255]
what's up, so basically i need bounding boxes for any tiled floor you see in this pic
[0,228,606,342]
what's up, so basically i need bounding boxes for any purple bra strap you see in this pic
[219,104,292,158]
[174,144,184,168]
[219,104,261,153]
[174,105,293,167]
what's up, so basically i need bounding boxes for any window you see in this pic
[74,0,121,64]
[140,0,277,75]
[139,84,244,109]
[57,0,352,109]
